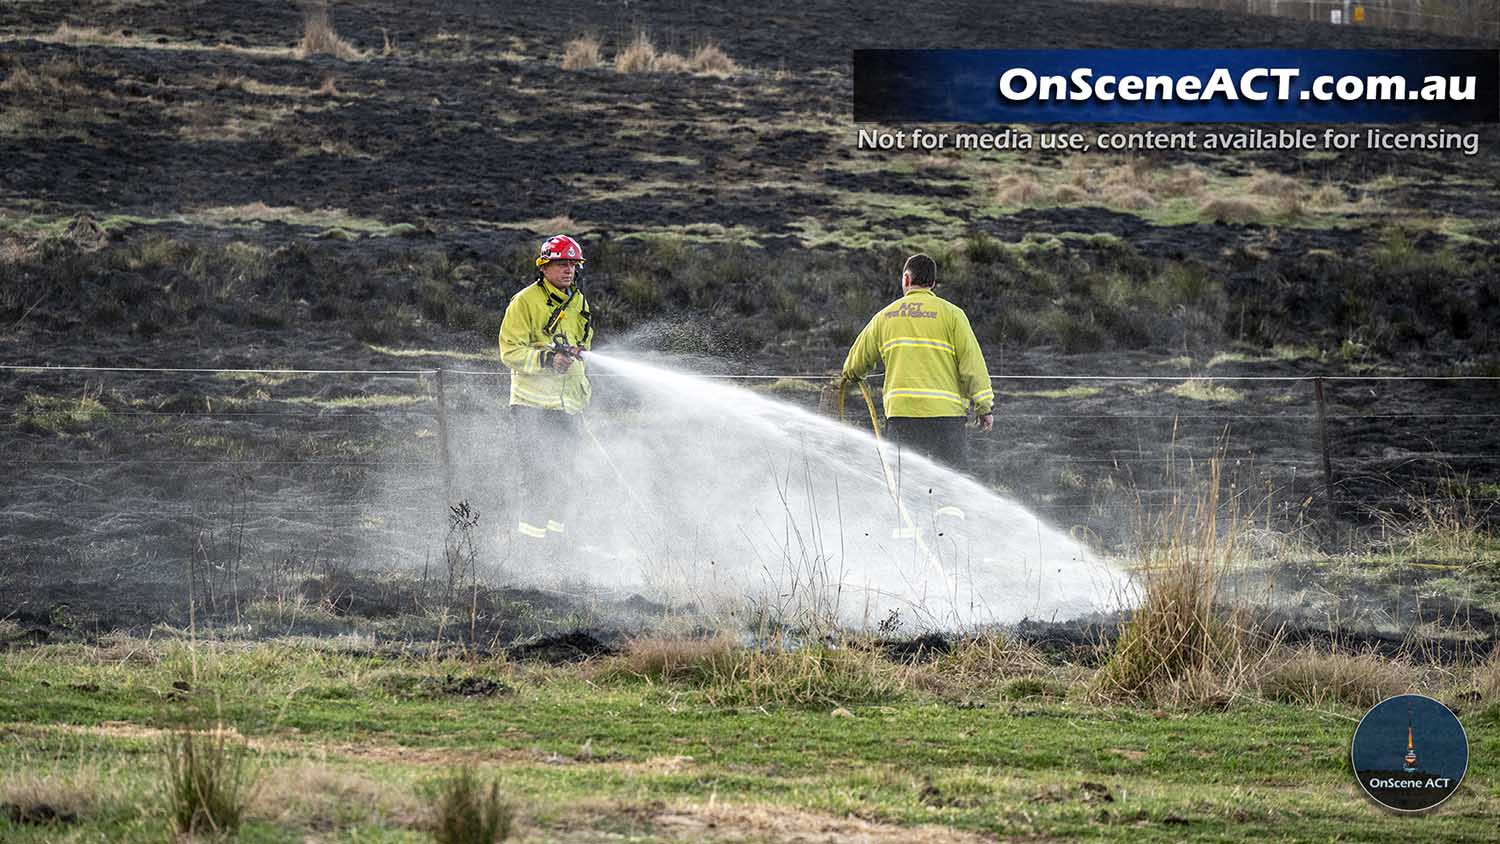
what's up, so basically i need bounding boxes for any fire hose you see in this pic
[836,378,953,596]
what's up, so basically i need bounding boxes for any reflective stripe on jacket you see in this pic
[498,279,593,413]
[841,288,994,418]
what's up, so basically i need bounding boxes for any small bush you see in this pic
[688,43,739,76]
[295,2,363,61]
[614,32,656,74]
[619,270,662,310]
[426,767,514,844]
[963,232,1006,264]
[561,36,601,70]
[163,727,257,837]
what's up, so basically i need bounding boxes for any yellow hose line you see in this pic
[837,379,951,599]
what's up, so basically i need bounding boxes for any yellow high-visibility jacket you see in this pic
[841,288,994,418]
[498,278,593,413]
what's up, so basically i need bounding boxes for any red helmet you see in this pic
[536,234,585,267]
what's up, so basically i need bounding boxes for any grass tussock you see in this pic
[1,774,100,826]
[1472,657,1500,702]
[427,767,514,844]
[560,35,602,70]
[611,33,738,76]
[163,726,258,837]
[611,633,743,684]
[295,2,364,61]
[994,174,1044,207]
[1094,459,1252,705]
[688,43,739,76]
[925,635,1060,697]
[254,761,422,831]
[45,22,122,46]
[1257,647,1416,709]
[652,51,692,73]
[1198,196,1267,224]
[15,391,109,434]
[614,32,657,74]
[601,637,913,707]
[1167,379,1245,403]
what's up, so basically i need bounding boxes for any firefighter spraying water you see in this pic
[478,235,1128,629]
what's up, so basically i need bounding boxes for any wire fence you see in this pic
[2,363,1496,586]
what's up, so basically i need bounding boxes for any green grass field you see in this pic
[2,639,1495,842]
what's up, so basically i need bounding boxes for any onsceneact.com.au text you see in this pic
[997,68,1480,103]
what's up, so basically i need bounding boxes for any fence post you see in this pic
[1314,377,1334,520]
[434,367,454,504]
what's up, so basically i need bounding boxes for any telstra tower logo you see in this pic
[1351,694,1468,813]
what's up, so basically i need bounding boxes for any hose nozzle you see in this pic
[551,333,583,360]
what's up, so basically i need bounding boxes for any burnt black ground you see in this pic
[1,2,1497,652]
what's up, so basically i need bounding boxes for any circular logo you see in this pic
[1351,694,1468,813]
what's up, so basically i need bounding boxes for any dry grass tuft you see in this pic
[1256,647,1416,709]
[1471,657,1500,702]
[294,2,364,61]
[1050,184,1089,204]
[253,761,422,831]
[163,726,258,837]
[995,174,1044,207]
[426,766,514,844]
[538,215,576,234]
[1093,459,1253,706]
[561,35,602,70]
[47,23,117,46]
[610,34,739,76]
[1102,185,1157,210]
[599,636,914,707]
[614,32,657,74]
[1308,183,1346,209]
[1,774,99,826]
[209,69,249,91]
[688,43,739,76]
[653,51,691,73]
[610,633,742,684]
[1159,164,1209,197]
[917,635,1064,699]
[0,65,41,94]
[1198,196,1266,224]
[1,59,87,97]
[1247,171,1302,198]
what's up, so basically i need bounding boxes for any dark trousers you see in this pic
[884,416,968,468]
[510,406,581,533]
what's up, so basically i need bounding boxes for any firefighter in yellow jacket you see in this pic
[499,234,594,541]
[841,253,993,467]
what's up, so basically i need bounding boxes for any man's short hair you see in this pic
[903,254,937,287]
